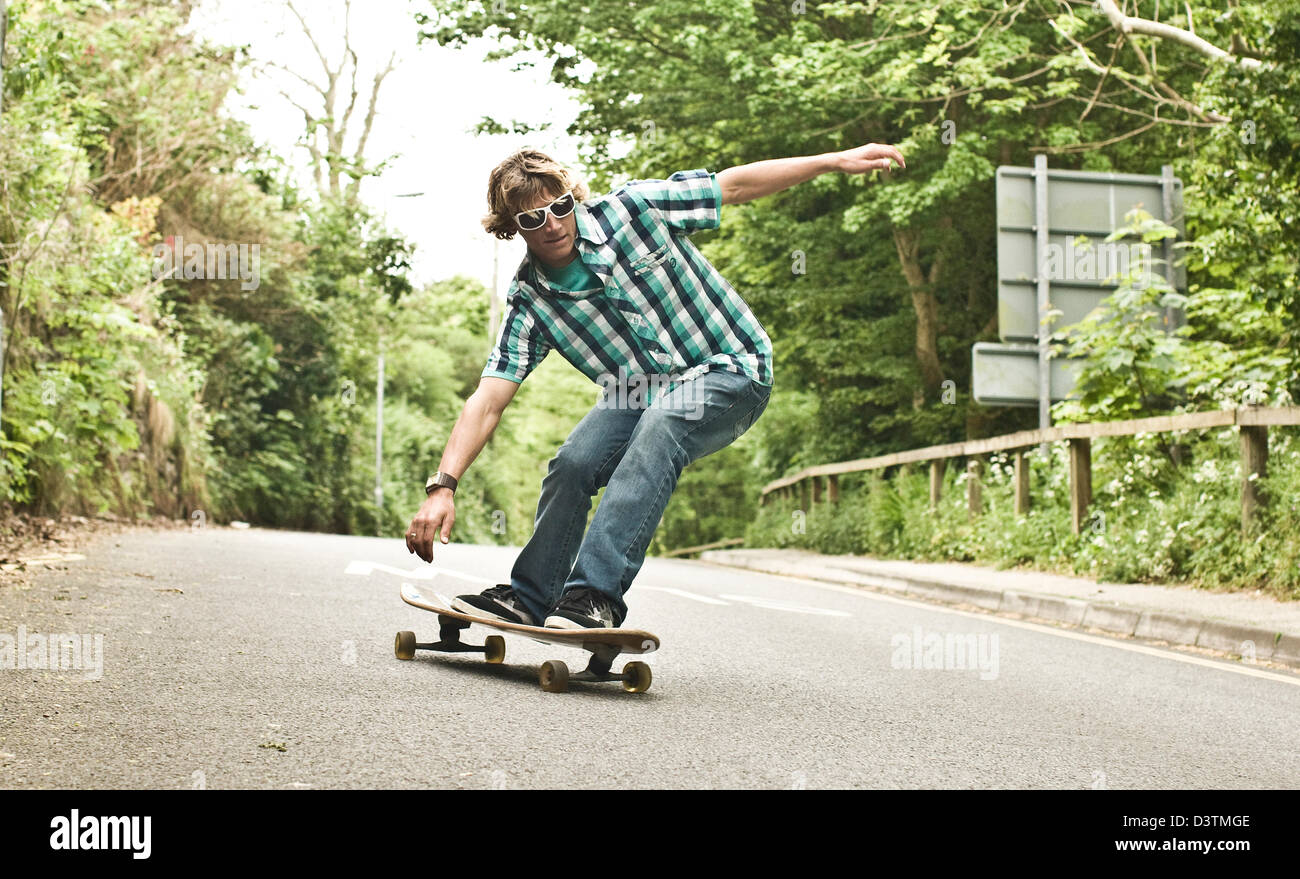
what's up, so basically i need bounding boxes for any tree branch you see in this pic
[1095,0,1262,71]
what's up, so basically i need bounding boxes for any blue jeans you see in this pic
[509,368,772,624]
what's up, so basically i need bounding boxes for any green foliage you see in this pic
[3,0,1298,603]
[0,1,208,515]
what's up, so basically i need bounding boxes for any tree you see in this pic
[265,0,396,200]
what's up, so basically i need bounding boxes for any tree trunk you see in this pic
[892,221,948,394]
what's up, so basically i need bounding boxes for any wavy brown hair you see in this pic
[482,148,591,240]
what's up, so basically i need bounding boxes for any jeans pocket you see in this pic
[730,382,770,441]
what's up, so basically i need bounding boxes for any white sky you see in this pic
[189,0,612,299]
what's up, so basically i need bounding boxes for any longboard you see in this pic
[396,581,659,693]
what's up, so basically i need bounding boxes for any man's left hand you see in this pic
[836,143,906,174]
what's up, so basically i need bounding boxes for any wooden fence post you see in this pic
[828,474,839,504]
[929,460,945,509]
[1240,425,1268,532]
[1014,450,1031,515]
[812,476,823,505]
[967,458,982,519]
[1069,438,1092,535]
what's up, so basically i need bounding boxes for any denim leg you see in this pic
[509,398,642,623]
[563,369,772,622]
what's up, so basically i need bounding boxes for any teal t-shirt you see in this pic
[537,252,602,294]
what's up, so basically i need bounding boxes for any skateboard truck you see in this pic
[539,643,651,693]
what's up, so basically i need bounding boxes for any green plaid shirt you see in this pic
[482,169,773,402]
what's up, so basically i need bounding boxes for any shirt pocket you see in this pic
[625,242,672,276]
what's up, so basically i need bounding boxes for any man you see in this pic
[405,143,905,629]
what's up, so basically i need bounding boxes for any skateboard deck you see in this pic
[396,581,659,693]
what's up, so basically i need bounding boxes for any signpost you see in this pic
[973,158,1186,442]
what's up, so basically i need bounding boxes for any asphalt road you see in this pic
[1,527,1297,789]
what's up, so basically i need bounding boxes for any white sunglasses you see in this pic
[514,190,576,231]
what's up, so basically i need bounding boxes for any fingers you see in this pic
[405,518,434,563]
[844,145,904,173]
[418,520,436,562]
[861,143,904,169]
[405,508,453,563]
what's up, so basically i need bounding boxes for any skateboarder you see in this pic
[405,144,904,629]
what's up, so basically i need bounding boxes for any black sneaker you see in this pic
[544,586,623,630]
[452,584,536,627]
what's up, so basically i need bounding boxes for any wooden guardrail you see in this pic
[759,407,1300,535]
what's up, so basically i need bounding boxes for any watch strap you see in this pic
[426,472,458,495]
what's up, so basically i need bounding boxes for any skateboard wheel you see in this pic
[539,660,569,693]
[395,631,416,661]
[622,661,652,693]
[484,635,506,664]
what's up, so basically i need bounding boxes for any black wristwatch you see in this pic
[425,471,458,496]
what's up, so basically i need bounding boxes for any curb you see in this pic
[698,551,1299,671]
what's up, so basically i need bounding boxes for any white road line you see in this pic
[718,593,853,617]
[639,585,731,605]
[706,566,1300,687]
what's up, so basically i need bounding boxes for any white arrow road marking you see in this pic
[719,594,852,617]
[639,585,730,605]
[345,561,440,579]
[430,567,496,586]
[361,562,497,587]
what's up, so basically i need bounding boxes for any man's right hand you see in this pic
[406,489,455,563]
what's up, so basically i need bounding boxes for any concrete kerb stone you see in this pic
[1029,596,1091,627]
[1134,611,1204,645]
[999,591,1043,618]
[850,573,911,594]
[904,580,1004,611]
[1197,621,1279,661]
[1272,634,1300,666]
[1080,603,1144,635]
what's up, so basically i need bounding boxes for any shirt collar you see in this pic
[574,200,607,245]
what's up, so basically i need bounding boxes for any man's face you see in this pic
[516,187,578,269]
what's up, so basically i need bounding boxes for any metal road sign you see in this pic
[974,156,1186,419]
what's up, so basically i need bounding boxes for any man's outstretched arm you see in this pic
[717,143,906,206]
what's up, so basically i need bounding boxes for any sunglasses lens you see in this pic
[516,210,546,231]
[551,193,575,218]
